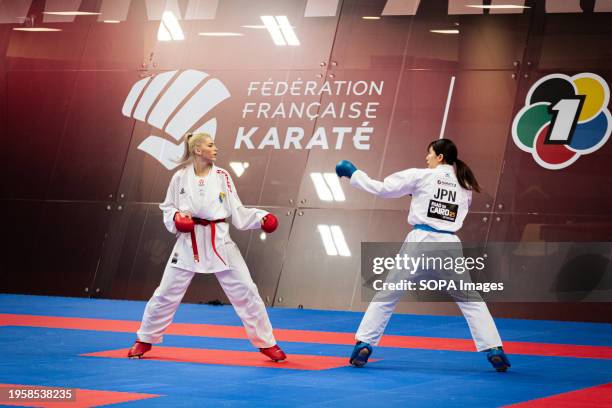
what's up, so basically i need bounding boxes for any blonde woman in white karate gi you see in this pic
[128,132,286,362]
[336,138,510,372]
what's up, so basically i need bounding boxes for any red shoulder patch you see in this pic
[216,169,233,193]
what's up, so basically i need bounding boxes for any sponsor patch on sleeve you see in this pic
[427,200,458,222]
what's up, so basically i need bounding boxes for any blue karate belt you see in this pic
[414,224,454,234]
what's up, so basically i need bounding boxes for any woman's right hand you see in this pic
[175,211,192,220]
[174,212,195,233]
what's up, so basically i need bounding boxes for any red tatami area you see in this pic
[84,347,359,370]
[2,313,611,360]
[506,382,612,407]
[0,384,159,407]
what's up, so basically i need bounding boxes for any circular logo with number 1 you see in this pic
[512,73,611,170]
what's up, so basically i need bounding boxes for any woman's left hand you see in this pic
[261,214,279,233]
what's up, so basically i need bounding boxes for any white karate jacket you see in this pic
[350,164,472,232]
[160,163,268,273]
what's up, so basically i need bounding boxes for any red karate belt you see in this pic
[190,218,227,265]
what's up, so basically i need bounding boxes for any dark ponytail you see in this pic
[428,138,481,193]
[454,158,481,193]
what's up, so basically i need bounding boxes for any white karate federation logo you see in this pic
[122,70,230,170]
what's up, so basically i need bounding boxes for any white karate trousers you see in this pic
[356,229,503,352]
[136,258,276,349]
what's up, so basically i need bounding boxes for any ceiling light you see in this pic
[43,11,100,16]
[260,16,300,47]
[198,32,244,36]
[158,11,184,42]
[275,15,299,46]
[261,15,286,46]
[466,4,529,9]
[430,29,460,34]
[12,27,62,32]
[362,16,381,20]
[241,25,296,29]
[103,20,120,24]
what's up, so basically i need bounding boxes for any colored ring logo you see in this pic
[512,73,611,170]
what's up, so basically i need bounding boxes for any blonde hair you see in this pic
[176,132,212,166]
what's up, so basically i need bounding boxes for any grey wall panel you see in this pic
[107,203,175,300]
[2,71,77,200]
[442,70,519,212]
[6,13,90,70]
[0,26,8,153]
[374,70,453,212]
[403,0,530,70]
[204,69,320,207]
[487,214,612,243]
[46,71,138,201]
[274,208,370,310]
[115,119,175,204]
[79,12,146,70]
[93,203,155,300]
[296,68,404,210]
[243,207,295,306]
[26,201,111,297]
[0,200,44,294]
[330,0,413,70]
[247,72,324,207]
[180,0,341,70]
[364,210,412,242]
[529,12,612,71]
